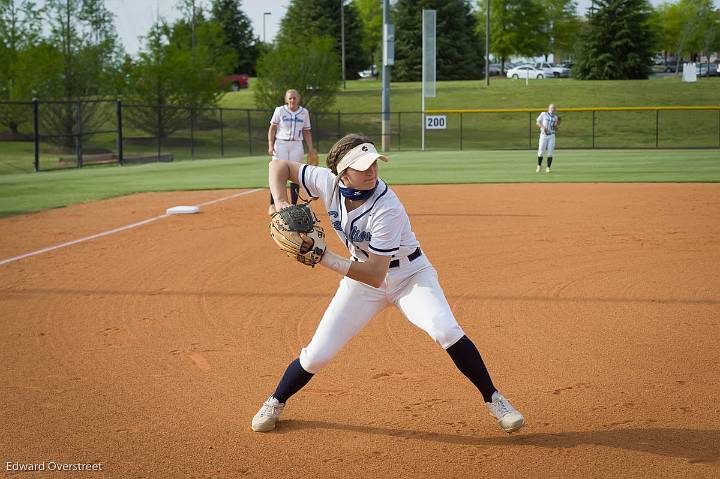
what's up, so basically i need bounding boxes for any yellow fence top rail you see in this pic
[425,106,720,114]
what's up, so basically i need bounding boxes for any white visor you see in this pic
[336,143,388,174]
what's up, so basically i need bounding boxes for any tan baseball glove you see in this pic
[269,204,326,267]
[307,149,319,166]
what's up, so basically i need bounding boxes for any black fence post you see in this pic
[157,104,162,161]
[655,109,659,148]
[33,98,39,172]
[116,99,124,166]
[336,111,341,142]
[190,106,195,160]
[592,110,596,149]
[76,101,83,168]
[247,110,252,155]
[528,112,532,149]
[397,112,401,150]
[219,108,225,158]
[460,112,464,151]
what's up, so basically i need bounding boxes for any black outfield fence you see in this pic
[0,100,718,173]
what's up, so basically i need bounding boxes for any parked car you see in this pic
[222,74,249,91]
[534,62,570,78]
[506,64,547,79]
[487,64,502,76]
[698,62,720,77]
[358,66,378,79]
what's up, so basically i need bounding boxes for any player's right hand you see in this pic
[268,146,274,156]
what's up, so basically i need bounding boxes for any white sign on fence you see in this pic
[425,115,447,130]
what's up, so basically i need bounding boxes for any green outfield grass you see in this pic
[1,149,718,217]
[221,76,720,111]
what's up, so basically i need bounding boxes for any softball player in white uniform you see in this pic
[252,134,525,434]
[536,104,561,173]
[267,89,316,215]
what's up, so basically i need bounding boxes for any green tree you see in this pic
[394,0,484,81]
[210,0,258,75]
[0,0,44,133]
[41,0,123,148]
[539,0,580,62]
[124,21,190,138]
[573,0,655,80]
[278,0,368,79]
[354,0,382,76]
[254,36,340,113]
[476,0,547,71]
[124,6,234,138]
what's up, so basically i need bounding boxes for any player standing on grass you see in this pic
[267,89,317,215]
[252,133,526,434]
[536,104,561,173]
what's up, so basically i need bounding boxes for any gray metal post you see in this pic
[76,101,83,168]
[381,0,391,151]
[341,0,346,89]
[116,99,124,165]
[33,98,39,172]
[485,0,490,87]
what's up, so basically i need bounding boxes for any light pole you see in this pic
[263,12,271,43]
[485,0,490,87]
[341,0,346,89]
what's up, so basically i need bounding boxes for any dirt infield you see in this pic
[1,184,719,478]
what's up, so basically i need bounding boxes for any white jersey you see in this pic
[536,111,558,134]
[299,164,420,262]
[270,105,311,141]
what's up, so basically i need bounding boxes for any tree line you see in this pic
[1,0,719,139]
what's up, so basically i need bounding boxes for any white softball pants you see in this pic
[272,139,304,162]
[537,133,556,157]
[299,260,466,374]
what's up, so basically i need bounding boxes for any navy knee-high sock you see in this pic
[547,156,553,167]
[290,183,300,204]
[537,156,543,166]
[272,358,314,404]
[446,336,496,402]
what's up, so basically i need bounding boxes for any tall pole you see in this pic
[381,0,392,151]
[341,0,346,89]
[263,12,271,43]
[485,0,490,87]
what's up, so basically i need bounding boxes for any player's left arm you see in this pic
[318,249,390,288]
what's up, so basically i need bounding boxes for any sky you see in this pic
[37,0,715,57]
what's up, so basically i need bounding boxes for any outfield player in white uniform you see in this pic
[267,89,316,215]
[536,104,561,173]
[252,133,525,434]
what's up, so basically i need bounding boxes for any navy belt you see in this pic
[389,247,422,268]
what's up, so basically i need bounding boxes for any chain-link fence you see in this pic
[1,100,718,174]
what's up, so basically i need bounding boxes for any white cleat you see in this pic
[545,166,551,173]
[251,396,285,432]
[486,391,525,433]
[536,165,541,173]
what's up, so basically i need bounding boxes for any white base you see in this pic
[166,205,199,215]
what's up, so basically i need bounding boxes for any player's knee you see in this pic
[299,347,335,374]
[430,324,465,350]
